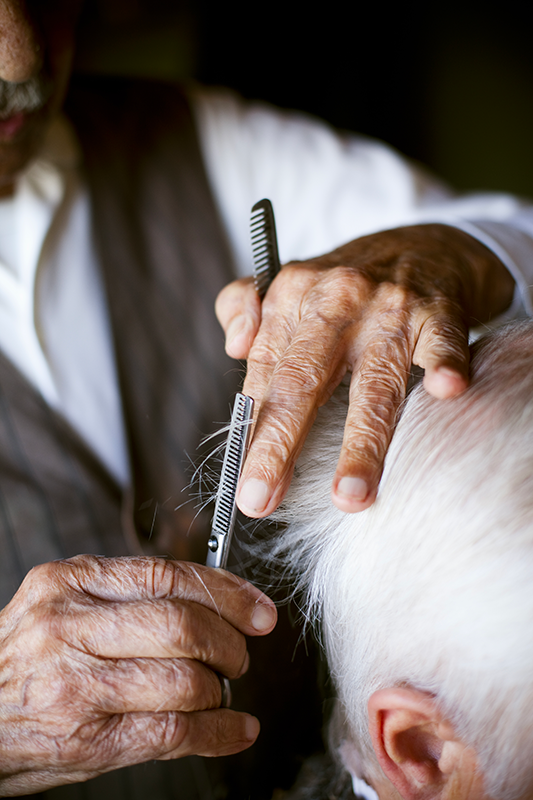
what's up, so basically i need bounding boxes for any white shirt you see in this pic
[2,86,533,486]
[0,118,130,486]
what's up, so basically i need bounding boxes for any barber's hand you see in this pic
[216,223,514,515]
[0,555,276,796]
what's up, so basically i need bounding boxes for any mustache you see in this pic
[0,75,54,119]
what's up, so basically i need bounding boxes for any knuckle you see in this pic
[134,557,184,600]
[341,416,392,472]
[415,293,466,328]
[22,561,60,599]
[358,337,411,395]
[348,390,396,439]
[356,377,404,413]
[359,284,419,342]
[322,265,366,291]
[263,263,368,324]
[8,609,76,687]
[273,356,327,397]
[422,311,467,344]
[148,558,178,599]
[176,562,220,600]
[179,611,244,678]
[82,715,127,768]
[303,268,369,322]
[248,415,300,476]
[156,711,189,753]
[59,554,102,580]
[346,367,410,465]
[262,336,344,404]
[416,312,469,367]
[174,660,198,702]
[89,711,191,765]
[270,262,318,289]
[224,638,247,680]
[374,281,415,312]
[20,602,64,648]
[248,336,283,370]
[169,601,199,654]
[175,661,219,710]
[64,553,101,568]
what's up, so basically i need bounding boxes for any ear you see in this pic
[367,687,472,800]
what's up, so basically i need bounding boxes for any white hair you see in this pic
[268,321,533,800]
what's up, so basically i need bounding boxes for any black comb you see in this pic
[251,198,281,299]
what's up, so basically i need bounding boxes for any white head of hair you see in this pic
[269,321,533,800]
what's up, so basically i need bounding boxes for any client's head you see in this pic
[271,321,533,800]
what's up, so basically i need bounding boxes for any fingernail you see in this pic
[436,366,460,377]
[336,476,368,502]
[245,715,260,741]
[251,602,277,632]
[427,367,467,399]
[239,479,270,514]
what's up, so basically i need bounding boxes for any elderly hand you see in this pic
[0,555,276,796]
[216,223,515,515]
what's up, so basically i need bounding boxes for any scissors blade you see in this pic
[206,393,254,569]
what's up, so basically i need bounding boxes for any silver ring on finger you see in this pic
[217,674,232,708]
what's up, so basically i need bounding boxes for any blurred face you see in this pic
[0,0,84,195]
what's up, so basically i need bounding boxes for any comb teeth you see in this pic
[211,393,254,535]
[251,198,281,298]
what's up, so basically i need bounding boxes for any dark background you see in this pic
[73,0,533,197]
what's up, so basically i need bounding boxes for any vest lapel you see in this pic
[0,351,127,607]
[66,76,241,560]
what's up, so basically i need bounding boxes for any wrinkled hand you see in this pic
[216,223,515,515]
[0,555,276,796]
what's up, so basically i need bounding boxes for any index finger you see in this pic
[43,557,277,636]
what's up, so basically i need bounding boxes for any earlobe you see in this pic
[368,688,453,800]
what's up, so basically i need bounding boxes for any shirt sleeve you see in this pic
[189,85,533,323]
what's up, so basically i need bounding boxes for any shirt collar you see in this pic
[338,740,381,800]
